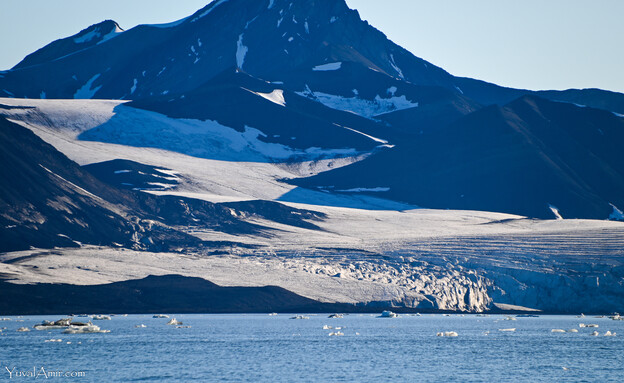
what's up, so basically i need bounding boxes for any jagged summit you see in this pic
[0,0,456,100]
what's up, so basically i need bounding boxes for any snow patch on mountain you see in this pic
[548,204,563,220]
[297,89,418,119]
[236,34,248,69]
[74,30,100,44]
[251,89,286,107]
[610,204,624,221]
[97,24,124,44]
[74,74,102,99]
[389,54,404,79]
[313,62,342,71]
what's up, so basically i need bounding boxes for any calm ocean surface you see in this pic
[1,314,622,382]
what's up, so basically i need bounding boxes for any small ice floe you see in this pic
[378,311,398,318]
[604,331,617,337]
[562,367,569,371]
[504,316,517,321]
[328,331,344,337]
[579,323,599,328]
[568,329,579,333]
[590,331,600,336]
[610,314,622,321]
[167,318,182,325]
[91,315,111,320]
[499,328,516,332]
[176,326,192,329]
[577,313,585,318]
[0,318,12,321]
[45,339,63,343]
[436,332,458,337]
[63,323,110,334]
[17,327,30,332]
[34,318,72,330]
[442,314,451,317]
[328,314,343,319]
[268,313,278,316]
[135,324,147,328]
[551,329,566,333]
[290,315,309,320]
[153,314,169,319]
[323,325,333,330]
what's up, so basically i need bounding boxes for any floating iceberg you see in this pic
[551,329,566,333]
[167,318,182,325]
[63,323,110,334]
[91,315,111,320]
[34,318,72,330]
[378,311,398,318]
[153,314,169,319]
[437,331,458,337]
[289,315,309,320]
[328,314,343,319]
[17,327,30,332]
[499,328,516,332]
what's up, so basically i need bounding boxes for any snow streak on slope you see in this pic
[236,34,248,69]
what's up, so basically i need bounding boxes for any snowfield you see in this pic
[1,98,623,312]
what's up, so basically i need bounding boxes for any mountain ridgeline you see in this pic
[1,0,623,220]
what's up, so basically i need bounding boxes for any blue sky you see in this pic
[1,0,622,92]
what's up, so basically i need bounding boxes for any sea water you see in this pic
[0,314,622,382]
